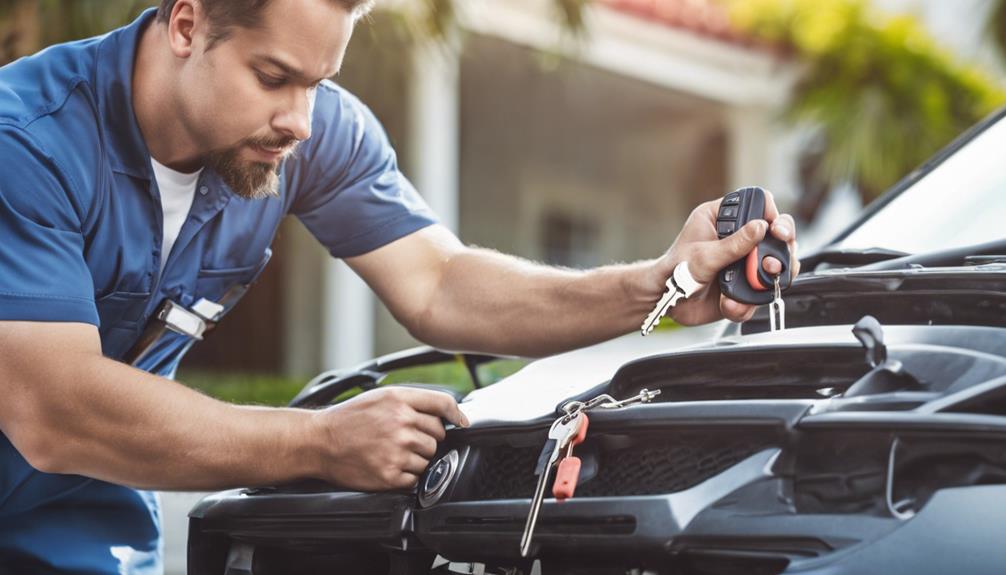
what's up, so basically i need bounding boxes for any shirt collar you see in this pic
[95,8,157,180]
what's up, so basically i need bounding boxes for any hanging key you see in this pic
[769,274,786,331]
[640,261,703,336]
[520,412,582,557]
[553,413,589,502]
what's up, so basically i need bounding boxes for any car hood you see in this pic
[459,323,722,424]
[459,260,1006,425]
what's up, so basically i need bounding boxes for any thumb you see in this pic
[698,220,768,278]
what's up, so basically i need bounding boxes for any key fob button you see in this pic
[718,205,739,219]
[716,220,736,235]
[717,186,791,306]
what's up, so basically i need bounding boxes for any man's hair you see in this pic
[157,0,374,46]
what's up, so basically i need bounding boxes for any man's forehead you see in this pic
[227,0,353,78]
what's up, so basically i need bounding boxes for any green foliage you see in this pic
[552,0,590,35]
[1,0,155,65]
[725,0,1006,200]
[382,357,528,388]
[180,358,529,407]
[180,370,307,406]
[34,0,153,45]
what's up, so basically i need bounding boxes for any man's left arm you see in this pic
[347,195,799,357]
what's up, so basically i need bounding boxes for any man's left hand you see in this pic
[647,191,800,326]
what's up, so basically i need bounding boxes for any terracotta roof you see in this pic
[602,0,767,49]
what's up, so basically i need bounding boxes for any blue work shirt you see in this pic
[0,9,437,574]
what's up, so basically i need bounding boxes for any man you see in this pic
[0,0,799,572]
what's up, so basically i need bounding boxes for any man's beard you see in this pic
[205,136,298,199]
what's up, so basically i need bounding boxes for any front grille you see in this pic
[468,432,773,500]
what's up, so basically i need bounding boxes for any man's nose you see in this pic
[273,88,314,142]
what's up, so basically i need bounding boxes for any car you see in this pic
[186,106,1006,575]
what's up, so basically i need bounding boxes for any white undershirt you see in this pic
[150,158,202,274]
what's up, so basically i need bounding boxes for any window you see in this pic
[541,211,600,269]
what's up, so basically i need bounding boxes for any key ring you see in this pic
[561,400,585,419]
[560,389,661,421]
[560,395,613,422]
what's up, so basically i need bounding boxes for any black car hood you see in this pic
[190,314,1006,574]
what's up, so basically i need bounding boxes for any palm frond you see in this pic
[726,0,1006,201]
[990,0,1006,61]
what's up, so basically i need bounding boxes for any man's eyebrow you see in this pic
[253,56,336,84]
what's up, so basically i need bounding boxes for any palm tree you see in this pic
[991,0,1006,60]
[724,0,1005,208]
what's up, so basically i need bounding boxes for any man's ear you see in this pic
[166,0,202,59]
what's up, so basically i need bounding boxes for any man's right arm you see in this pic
[0,320,465,491]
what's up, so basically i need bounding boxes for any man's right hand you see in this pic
[312,386,469,491]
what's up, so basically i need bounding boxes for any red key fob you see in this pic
[553,457,581,501]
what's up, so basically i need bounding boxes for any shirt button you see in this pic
[199,186,209,195]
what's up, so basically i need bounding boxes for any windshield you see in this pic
[835,112,1006,254]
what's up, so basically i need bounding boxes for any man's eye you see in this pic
[256,72,286,88]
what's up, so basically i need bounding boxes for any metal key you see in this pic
[769,274,786,331]
[520,412,583,557]
[641,262,703,336]
[553,413,589,502]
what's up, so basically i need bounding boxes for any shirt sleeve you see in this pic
[0,125,98,325]
[286,82,439,258]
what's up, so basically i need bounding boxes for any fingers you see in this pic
[765,212,799,277]
[762,189,780,222]
[762,256,783,275]
[322,387,457,492]
[413,412,447,442]
[392,388,469,428]
[720,295,758,323]
[393,471,420,490]
[791,241,801,276]
[694,219,768,280]
[770,213,795,242]
[763,193,794,264]
[388,391,447,457]
[403,452,432,476]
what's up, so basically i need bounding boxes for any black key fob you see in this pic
[716,186,791,305]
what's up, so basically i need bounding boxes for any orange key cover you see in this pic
[745,248,770,291]
[553,456,582,501]
[553,414,589,501]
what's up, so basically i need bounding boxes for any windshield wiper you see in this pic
[801,238,1006,274]
[801,247,910,271]
[857,239,1006,271]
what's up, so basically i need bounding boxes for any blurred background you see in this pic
[2,0,1004,398]
[2,0,1005,571]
